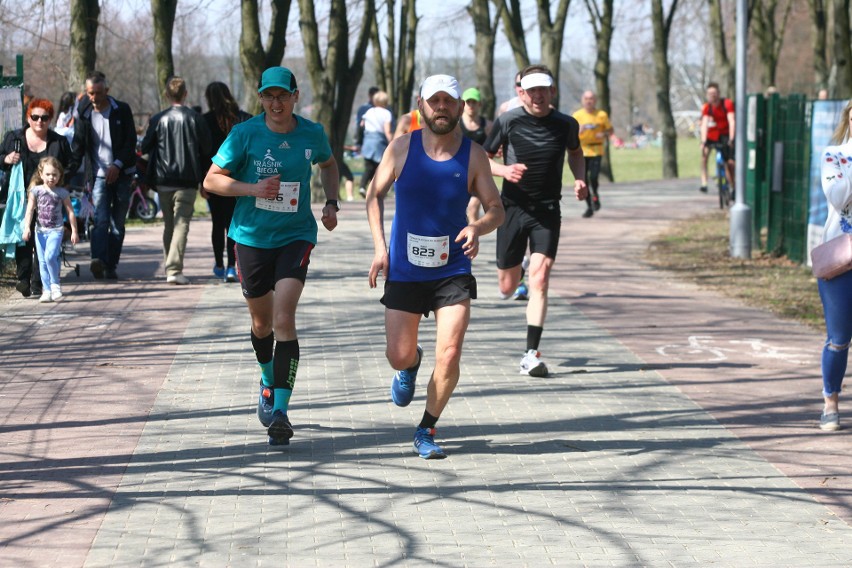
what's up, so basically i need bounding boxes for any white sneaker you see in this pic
[50,285,63,302]
[39,291,52,303]
[519,349,548,377]
[166,273,190,285]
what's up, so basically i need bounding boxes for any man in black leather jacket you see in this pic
[140,76,211,285]
[71,72,138,280]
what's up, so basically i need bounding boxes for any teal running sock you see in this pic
[259,361,274,387]
[251,329,274,386]
[273,339,299,414]
[273,388,293,414]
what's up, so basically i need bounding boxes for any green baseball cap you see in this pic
[462,87,481,102]
[258,67,298,93]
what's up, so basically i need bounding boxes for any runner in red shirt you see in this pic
[699,82,735,194]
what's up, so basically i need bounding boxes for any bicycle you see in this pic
[127,153,159,221]
[711,143,732,209]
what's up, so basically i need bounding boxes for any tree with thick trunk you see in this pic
[750,0,794,88]
[239,0,291,114]
[584,0,614,181]
[491,0,530,74]
[70,0,100,90]
[536,0,572,108]
[299,0,373,198]
[807,0,828,93]
[469,0,499,118]
[829,0,852,98]
[151,0,177,108]
[707,0,734,96]
[369,0,418,120]
[651,0,680,179]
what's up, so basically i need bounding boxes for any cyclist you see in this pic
[699,82,735,197]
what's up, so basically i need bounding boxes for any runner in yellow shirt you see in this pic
[572,90,613,218]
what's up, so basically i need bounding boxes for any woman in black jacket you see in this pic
[200,82,251,283]
[0,98,78,297]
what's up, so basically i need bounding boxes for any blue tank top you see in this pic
[389,130,472,282]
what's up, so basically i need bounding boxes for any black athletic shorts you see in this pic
[235,240,314,298]
[381,274,477,317]
[706,135,732,162]
[496,200,561,269]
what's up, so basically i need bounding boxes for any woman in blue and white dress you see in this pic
[817,99,852,431]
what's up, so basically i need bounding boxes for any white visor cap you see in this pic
[520,73,554,90]
[420,75,461,100]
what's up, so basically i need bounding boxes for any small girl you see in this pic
[22,157,78,302]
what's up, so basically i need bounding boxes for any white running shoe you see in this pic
[50,285,63,302]
[519,349,548,377]
[39,290,52,303]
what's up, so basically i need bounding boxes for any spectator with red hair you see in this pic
[0,98,78,297]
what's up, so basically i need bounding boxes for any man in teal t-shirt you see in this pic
[204,66,340,449]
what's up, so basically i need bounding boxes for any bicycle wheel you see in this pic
[718,179,730,209]
[135,196,159,221]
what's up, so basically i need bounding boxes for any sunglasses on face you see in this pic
[30,114,50,122]
[259,92,293,103]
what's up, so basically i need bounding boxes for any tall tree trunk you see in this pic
[751,0,794,88]
[397,0,418,117]
[469,0,498,118]
[491,0,530,73]
[151,0,177,108]
[651,0,679,179]
[69,0,100,90]
[299,0,374,198]
[829,0,852,98]
[536,0,571,108]
[239,0,291,114]
[808,0,828,93]
[708,0,734,96]
[585,0,614,180]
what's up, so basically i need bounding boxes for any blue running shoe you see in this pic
[391,345,423,407]
[213,265,225,279]
[414,427,446,459]
[267,410,294,447]
[257,382,275,427]
[513,280,528,301]
[225,266,238,283]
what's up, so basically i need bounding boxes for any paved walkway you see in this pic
[2,180,851,567]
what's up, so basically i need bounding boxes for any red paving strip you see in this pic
[0,222,210,566]
[552,185,852,525]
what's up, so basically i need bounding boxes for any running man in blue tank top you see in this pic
[366,74,505,459]
[204,67,340,449]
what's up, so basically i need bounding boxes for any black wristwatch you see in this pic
[325,199,339,211]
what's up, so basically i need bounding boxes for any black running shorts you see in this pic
[235,241,314,298]
[496,201,561,269]
[381,274,477,317]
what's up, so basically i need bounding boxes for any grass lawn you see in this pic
[609,137,702,183]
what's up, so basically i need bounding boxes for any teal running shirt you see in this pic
[212,113,332,249]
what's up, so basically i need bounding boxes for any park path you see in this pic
[1,180,850,567]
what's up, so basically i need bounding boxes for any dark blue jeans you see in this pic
[91,175,132,270]
[818,268,852,396]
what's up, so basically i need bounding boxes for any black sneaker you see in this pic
[582,208,594,218]
[105,268,118,280]
[15,281,31,298]
[90,259,105,279]
[593,198,601,211]
[699,185,708,193]
[267,410,294,447]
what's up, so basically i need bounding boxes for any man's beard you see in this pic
[422,111,459,135]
